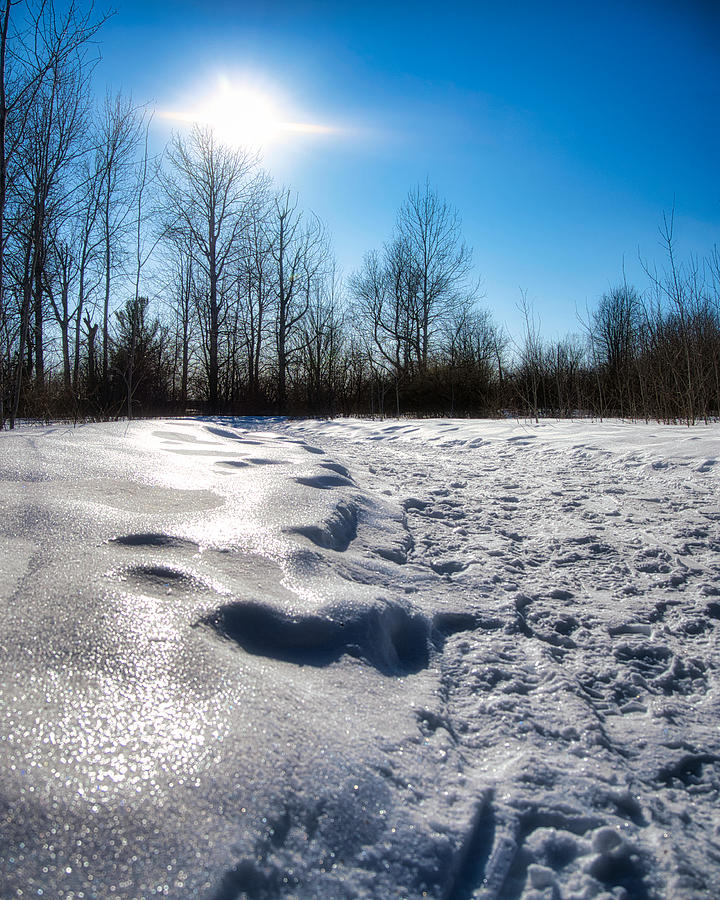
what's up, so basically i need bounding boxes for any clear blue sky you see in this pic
[93,0,719,338]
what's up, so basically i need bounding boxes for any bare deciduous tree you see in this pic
[267,188,327,412]
[161,125,262,412]
[396,181,473,372]
[12,53,89,420]
[1,0,106,427]
[95,91,145,389]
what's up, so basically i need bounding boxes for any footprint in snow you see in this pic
[430,559,467,576]
[215,459,249,471]
[286,501,358,552]
[294,474,354,489]
[199,597,430,674]
[110,532,200,552]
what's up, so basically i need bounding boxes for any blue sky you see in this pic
[94,0,719,338]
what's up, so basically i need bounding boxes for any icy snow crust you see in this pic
[0,417,719,899]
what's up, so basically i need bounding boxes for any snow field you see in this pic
[0,416,719,898]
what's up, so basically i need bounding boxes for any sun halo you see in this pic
[160,78,335,150]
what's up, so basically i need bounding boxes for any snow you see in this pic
[1,415,719,899]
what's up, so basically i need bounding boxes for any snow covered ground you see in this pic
[1,416,719,899]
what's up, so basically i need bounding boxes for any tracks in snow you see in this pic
[284,423,720,899]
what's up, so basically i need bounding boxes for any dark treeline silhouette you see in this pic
[1,1,719,428]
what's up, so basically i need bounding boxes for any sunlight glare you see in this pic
[161,77,335,150]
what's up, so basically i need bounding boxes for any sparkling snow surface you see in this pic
[1,416,719,899]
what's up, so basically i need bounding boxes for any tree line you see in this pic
[1,0,719,428]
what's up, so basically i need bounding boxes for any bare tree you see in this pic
[267,188,327,412]
[350,182,478,415]
[116,110,158,419]
[237,191,272,406]
[43,222,78,391]
[95,91,145,390]
[300,263,345,414]
[161,229,200,411]
[1,0,106,427]
[70,150,104,391]
[588,283,640,418]
[11,51,90,421]
[161,125,261,412]
[440,303,502,414]
[350,241,417,408]
[515,289,543,421]
[396,181,473,372]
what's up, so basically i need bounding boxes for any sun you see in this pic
[160,77,335,150]
[204,80,282,147]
